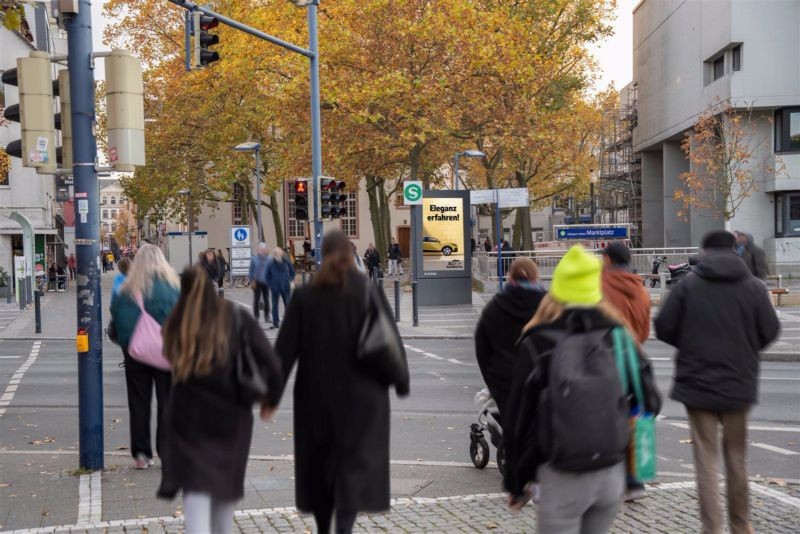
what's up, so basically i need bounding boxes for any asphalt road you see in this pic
[0,336,797,481]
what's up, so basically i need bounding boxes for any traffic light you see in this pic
[331,180,347,218]
[319,177,334,219]
[1,51,57,173]
[105,49,145,172]
[191,11,220,69]
[294,180,309,220]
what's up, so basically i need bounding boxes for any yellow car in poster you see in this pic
[423,236,459,256]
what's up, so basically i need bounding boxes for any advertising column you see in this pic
[413,190,471,305]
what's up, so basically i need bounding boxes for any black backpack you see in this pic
[535,327,630,472]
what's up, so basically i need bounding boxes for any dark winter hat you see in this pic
[701,230,736,250]
[601,242,631,266]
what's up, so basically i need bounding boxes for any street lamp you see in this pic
[234,142,263,245]
[453,149,486,190]
[178,189,192,265]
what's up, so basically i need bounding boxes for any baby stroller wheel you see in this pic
[496,444,507,477]
[470,437,490,469]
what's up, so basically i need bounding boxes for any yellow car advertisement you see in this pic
[422,197,465,271]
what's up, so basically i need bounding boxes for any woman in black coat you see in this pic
[158,266,282,534]
[276,230,410,534]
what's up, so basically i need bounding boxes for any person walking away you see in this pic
[364,243,381,281]
[110,244,180,469]
[107,251,116,271]
[387,239,403,276]
[216,249,228,289]
[600,242,652,502]
[503,246,661,533]
[199,250,221,288]
[471,237,476,255]
[734,231,768,280]
[265,247,295,329]
[501,240,515,277]
[351,242,366,274]
[655,231,779,534]
[275,230,410,534]
[67,253,76,280]
[303,237,312,270]
[474,258,545,416]
[484,238,492,252]
[158,266,282,534]
[112,257,132,300]
[249,243,271,323]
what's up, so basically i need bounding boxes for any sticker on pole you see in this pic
[76,328,89,353]
[403,181,423,205]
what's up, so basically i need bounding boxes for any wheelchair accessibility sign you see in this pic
[230,226,251,248]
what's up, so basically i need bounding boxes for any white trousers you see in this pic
[183,492,237,534]
[388,259,403,275]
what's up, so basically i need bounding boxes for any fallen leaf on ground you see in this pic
[485,522,499,530]
[679,439,692,444]
[0,483,11,488]
[767,478,787,486]
[446,426,456,430]
[115,446,129,450]
[112,418,122,423]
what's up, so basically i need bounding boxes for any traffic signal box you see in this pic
[191,11,220,69]
[294,180,309,220]
[105,49,145,172]
[319,178,348,219]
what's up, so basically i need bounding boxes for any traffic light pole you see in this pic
[66,0,104,470]
[308,2,323,268]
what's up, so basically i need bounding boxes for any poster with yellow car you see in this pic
[422,197,465,271]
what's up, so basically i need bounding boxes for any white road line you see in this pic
[404,344,474,366]
[665,421,800,433]
[0,341,40,420]
[751,442,799,456]
[0,356,23,359]
[424,352,444,360]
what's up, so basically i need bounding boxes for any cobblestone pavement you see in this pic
[4,481,798,533]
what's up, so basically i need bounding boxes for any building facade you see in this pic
[100,181,136,252]
[633,0,800,273]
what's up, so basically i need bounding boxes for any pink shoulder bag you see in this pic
[128,292,171,371]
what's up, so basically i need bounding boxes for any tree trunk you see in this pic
[515,171,533,250]
[365,175,390,262]
[266,191,285,247]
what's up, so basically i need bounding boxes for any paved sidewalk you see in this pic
[2,477,798,533]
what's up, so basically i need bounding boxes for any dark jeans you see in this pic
[270,285,291,327]
[252,283,270,320]
[123,353,171,459]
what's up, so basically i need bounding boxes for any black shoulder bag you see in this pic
[232,306,270,404]
[356,284,407,388]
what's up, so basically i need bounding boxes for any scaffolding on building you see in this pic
[597,83,642,247]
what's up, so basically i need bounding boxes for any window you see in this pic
[102,209,108,219]
[110,197,116,205]
[232,182,244,225]
[285,181,305,238]
[732,45,742,71]
[776,192,800,237]
[101,196,106,205]
[111,209,118,219]
[713,56,725,80]
[775,108,800,153]
[340,191,358,237]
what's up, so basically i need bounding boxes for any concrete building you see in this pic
[633,0,800,273]
[0,5,70,283]
[99,181,136,252]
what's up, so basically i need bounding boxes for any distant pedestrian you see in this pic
[734,231,768,280]
[249,243,271,323]
[501,240,514,276]
[67,253,76,280]
[364,243,381,280]
[504,246,661,533]
[470,237,476,254]
[484,238,492,252]
[275,230,409,534]
[111,257,132,302]
[158,266,282,534]
[303,238,312,270]
[110,244,180,470]
[199,250,221,288]
[351,242,366,274]
[387,238,403,276]
[216,249,229,288]
[106,251,115,270]
[601,242,652,502]
[655,231,780,534]
[265,247,295,329]
[475,257,545,416]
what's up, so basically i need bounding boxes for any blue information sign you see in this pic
[556,226,628,240]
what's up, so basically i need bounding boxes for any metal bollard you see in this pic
[19,281,26,310]
[34,290,41,334]
[26,275,32,305]
[218,287,224,298]
[412,280,418,327]
[659,272,667,304]
[378,274,384,292]
[6,283,11,304]
[394,280,400,322]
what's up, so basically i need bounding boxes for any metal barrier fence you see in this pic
[473,247,700,282]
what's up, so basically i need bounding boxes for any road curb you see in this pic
[761,351,800,362]
[400,334,473,340]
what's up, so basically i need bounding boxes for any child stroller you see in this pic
[469,389,506,476]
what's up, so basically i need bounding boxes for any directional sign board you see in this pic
[555,225,629,240]
[470,188,529,207]
[470,189,496,205]
[229,226,252,276]
[403,181,423,205]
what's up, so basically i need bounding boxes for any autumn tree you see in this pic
[676,103,778,229]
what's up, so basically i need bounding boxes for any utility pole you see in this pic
[307,2,323,268]
[67,0,104,470]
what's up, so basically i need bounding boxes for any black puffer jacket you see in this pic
[655,250,780,411]
[474,284,545,416]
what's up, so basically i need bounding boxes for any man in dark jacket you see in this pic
[474,257,545,416]
[364,243,381,280]
[655,230,780,534]
[735,231,768,280]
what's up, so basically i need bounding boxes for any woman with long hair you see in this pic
[157,266,282,534]
[275,230,409,534]
[502,246,661,533]
[110,244,180,469]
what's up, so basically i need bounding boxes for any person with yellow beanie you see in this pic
[502,246,662,533]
